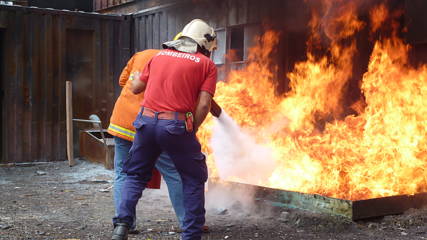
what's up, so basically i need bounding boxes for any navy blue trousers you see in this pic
[113,111,208,240]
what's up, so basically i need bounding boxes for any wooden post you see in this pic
[66,81,75,166]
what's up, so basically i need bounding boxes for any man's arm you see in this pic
[131,59,151,94]
[194,91,212,133]
[131,70,147,94]
[119,55,135,87]
[210,99,222,117]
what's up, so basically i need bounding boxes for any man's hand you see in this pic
[210,99,222,117]
[193,91,212,133]
[131,71,147,94]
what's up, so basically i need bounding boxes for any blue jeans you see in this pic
[113,136,185,228]
[114,112,208,240]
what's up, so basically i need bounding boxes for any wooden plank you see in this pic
[117,18,131,96]
[98,20,111,128]
[66,81,75,166]
[96,21,104,127]
[30,12,42,163]
[2,11,15,163]
[43,13,54,162]
[21,11,32,163]
[107,21,117,112]
[13,11,24,163]
[37,12,47,162]
[113,21,121,97]
[93,20,102,126]
[51,14,61,161]
[0,21,5,162]
[58,15,67,161]
[31,13,45,161]
[124,16,133,56]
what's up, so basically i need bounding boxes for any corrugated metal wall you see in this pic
[131,0,260,52]
[0,5,131,163]
[130,0,268,82]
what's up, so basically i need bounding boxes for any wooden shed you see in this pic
[0,4,131,163]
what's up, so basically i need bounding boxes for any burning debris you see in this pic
[198,0,427,205]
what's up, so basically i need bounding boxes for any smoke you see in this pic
[210,111,276,185]
[205,181,257,217]
[204,111,278,215]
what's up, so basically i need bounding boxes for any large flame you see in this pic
[199,2,427,200]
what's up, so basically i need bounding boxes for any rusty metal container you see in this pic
[209,180,427,220]
[79,129,115,169]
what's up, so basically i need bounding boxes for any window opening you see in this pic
[229,26,244,62]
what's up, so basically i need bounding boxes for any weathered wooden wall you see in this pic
[0,5,131,163]
[94,0,135,12]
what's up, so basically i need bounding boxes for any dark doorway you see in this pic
[66,29,95,156]
[0,29,4,162]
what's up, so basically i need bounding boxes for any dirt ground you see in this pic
[1,160,426,240]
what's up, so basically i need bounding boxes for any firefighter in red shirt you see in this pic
[112,19,217,240]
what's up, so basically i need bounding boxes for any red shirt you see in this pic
[140,49,217,113]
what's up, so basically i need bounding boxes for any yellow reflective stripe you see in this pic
[108,124,135,139]
[108,127,135,139]
[110,123,136,135]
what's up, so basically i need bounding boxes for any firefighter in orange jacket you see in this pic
[108,49,185,232]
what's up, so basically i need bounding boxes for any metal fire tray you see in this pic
[212,181,427,220]
[79,129,115,170]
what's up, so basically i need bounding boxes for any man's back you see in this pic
[141,49,217,113]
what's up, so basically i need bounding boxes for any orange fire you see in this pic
[198,2,427,200]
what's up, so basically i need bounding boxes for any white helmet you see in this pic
[180,19,217,53]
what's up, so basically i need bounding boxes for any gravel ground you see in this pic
[0,160,426,240]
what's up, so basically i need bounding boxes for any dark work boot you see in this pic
[112,223,129,240]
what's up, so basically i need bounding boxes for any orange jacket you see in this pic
[108,49,160,141]
[108,49,161,189]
